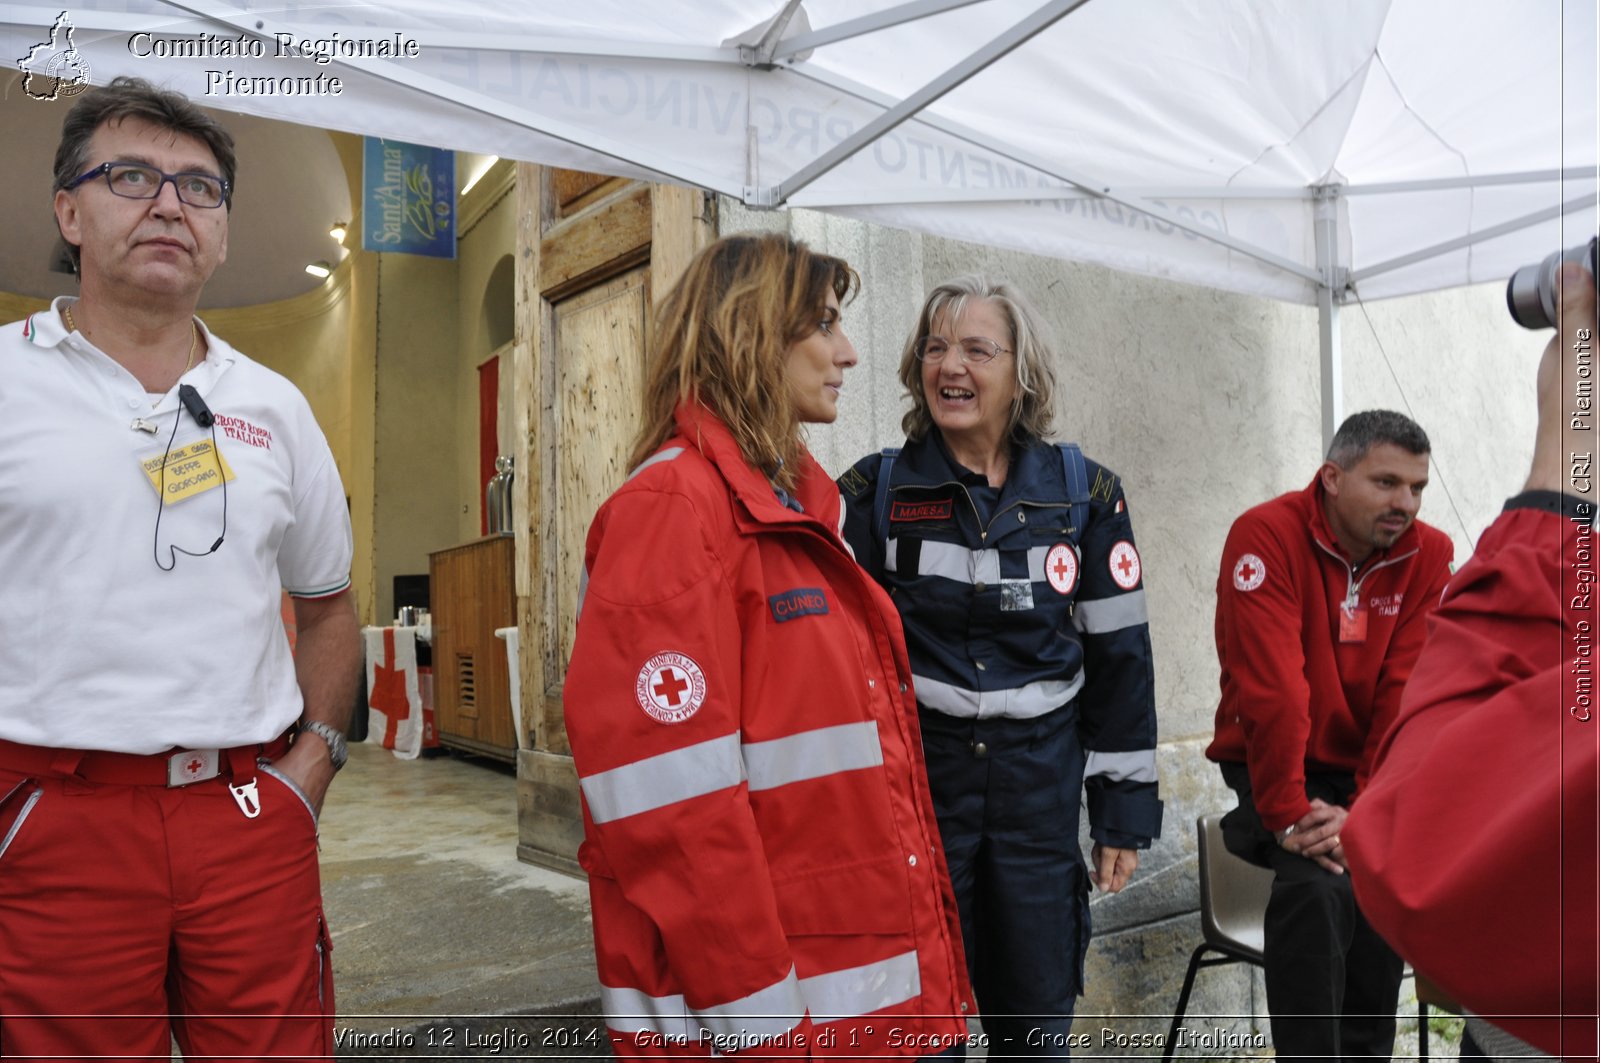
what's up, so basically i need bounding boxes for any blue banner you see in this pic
[362,137,455,258]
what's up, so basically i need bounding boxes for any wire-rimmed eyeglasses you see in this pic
[913,336,1011,365]
[65,162,230,209]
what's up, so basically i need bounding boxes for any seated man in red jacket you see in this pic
[1207,408,1455,1063]
[1345,259,1598,1061]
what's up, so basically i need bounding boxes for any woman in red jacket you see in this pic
[564,233,974,1060]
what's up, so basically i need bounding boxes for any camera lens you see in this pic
[1506,238,1599,331]
[1505,253,1558,330]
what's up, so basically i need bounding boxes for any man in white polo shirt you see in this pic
[0,77,360,1058]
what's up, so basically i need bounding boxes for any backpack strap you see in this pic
[873,448,901,546]
[1057,442,1089,544]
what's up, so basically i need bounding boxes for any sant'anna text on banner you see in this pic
[362,138,455,258]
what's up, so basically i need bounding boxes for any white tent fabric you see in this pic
[4,0,1595,305]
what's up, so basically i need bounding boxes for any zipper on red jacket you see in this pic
[1312,536,1419,613]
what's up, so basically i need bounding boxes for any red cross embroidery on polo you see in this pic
[652,668,690,707]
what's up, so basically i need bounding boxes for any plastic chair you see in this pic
[1163,812,1430,1061]
[1162,812,1273,1061]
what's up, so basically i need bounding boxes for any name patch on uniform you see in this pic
[138,438,236,504]
[891,499,953,522]
[769,587,830,623]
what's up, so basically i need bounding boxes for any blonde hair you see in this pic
[630,233,857,490]
[898,275,1058,443]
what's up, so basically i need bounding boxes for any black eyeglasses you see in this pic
[65,162,229,209]
[913,336,1011,365]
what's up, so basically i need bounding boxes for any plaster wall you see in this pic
[722,197,1536,1042]
[372,251,461,626]
[453,184,519,545]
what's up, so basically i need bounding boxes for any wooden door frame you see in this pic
[511,165,711,873]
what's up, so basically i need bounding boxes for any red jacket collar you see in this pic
[671,402,840,529]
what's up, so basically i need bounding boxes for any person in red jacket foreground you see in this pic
[1206,408,1455,1062]
[564,233,973,1059]
[1345,260,1599,1061]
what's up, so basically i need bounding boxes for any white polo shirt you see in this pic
[0,299,353,753]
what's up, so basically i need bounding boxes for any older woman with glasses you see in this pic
[840,275,1163,1054]
[564,234,973,1060]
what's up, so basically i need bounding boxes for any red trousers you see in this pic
[0,749,333,1061]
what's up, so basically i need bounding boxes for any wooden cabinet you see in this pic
[429,535,517,761]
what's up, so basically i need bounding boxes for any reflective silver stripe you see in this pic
[912,671,1084,719]
[1026,545,1053,582]
[884,541,1063,586]
[744,722,883,792]
[914,540,999,584]
[885,537,899,572]
[602,968,806,1043]
[698,967,806,1042]
[600,984,696,1042]
[1085,748,1158,783]
[800,950,921,1024]
[580,734,744,824]
[1074,589,1149,634]
[625,446,685,483]
[576,564,590,621]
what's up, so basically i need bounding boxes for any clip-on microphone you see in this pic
[179,384,214,428]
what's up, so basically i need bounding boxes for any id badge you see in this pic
[1339,602,1368,643]
[138,438,235,503]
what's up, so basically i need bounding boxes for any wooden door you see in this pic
[512,169,711,873]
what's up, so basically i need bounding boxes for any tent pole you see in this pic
[1315,188,1344,455]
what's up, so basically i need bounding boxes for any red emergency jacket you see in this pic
[564,403,973,1059]
[1206,476,1454,830]
[1346,495,1598,1060]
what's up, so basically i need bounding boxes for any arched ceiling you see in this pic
[1,70,353,309]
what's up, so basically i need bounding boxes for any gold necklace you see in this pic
[63,303,200,373]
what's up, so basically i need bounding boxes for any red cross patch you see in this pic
[1233,553,1266,592]
[635,652,708,724]
[1045,542,1079,596]
[1108,540,1142,590]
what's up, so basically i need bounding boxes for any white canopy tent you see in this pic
[5,0,1595,443]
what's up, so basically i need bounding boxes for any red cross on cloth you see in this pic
[369,627,412,747]
[1117,555,1135,578]
[1053,557,1072,580]
[364,625,426,758]
[1239,562,1257,582]
[652,668,691,707]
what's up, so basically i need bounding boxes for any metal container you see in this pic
[486,455,515,535]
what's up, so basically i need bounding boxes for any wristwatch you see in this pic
[301,721,349,772]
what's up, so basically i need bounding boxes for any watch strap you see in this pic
[301,720,349,771]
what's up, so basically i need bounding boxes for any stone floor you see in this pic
[320,741,606,1057]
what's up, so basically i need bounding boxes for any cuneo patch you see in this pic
[769,587,829,623]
